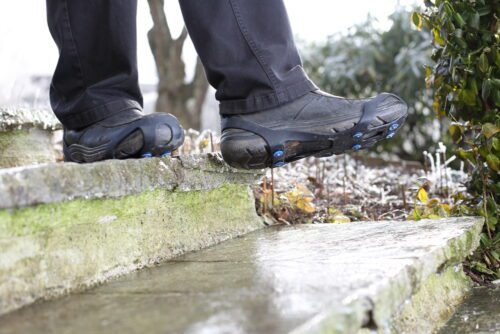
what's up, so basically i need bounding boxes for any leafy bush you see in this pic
[414,0,499,282]
[302,10,438,161]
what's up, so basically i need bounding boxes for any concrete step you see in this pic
[0,107,62,168]
[0,217,483,334]
[0,154,263,316]
[439,287,500,333]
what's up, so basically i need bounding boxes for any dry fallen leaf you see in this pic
[417,187,429,204]
[285,184,316,214]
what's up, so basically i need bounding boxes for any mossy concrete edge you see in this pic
[0,184,264,316]
[0,107,61,132]
[0,153,263,209]
[292,217,484,334]
[368,217,483,333]
[0,129,57,168]
[388,265,472,334]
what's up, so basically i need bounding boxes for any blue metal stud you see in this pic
[353,132,363,139]
[273,150,284,158]
[142,152,153,158]
[273,161,285,168]
[386,132,395,139]
[389,123,399,131]
[352,144,362,151]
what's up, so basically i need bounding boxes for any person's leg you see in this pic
[179,0,408,169]
[46,0,184,162]
[46,0,142,129]
[179,0,317,115]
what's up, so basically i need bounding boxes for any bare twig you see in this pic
[209,132,214,153]
[263,176,267,215]
[401,184,408,211]
[271,168,275,212]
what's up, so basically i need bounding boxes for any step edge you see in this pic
[291,217,484,334]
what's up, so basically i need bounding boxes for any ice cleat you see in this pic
[63,109,184,163]
[221,91,408,169]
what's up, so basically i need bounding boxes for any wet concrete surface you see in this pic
[439,287,500,334]
[0,219,482,334]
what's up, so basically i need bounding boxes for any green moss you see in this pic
[0,129,56,168]
[0,183,263,315]
[390,265,472,333]
[0,130,29,158]
[0,184,258,238]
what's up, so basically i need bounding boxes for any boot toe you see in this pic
[221,130,269,170]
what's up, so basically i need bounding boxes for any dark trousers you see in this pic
[46,0,316,130]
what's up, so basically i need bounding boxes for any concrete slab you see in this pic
[0,107,62,168]
[0,218,483,334]
[439,287,500,333]
[0,107,61,132]
[0,153,261,209]
[0,154,264,316]
[0,129,57,168]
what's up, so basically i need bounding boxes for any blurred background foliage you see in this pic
[301,9,441,161]
[414,0,499,282]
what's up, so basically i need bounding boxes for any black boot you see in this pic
[63,109,184,163]
[221,91,408,169]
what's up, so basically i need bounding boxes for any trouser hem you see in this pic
[219,78,318,115]
[58,99,142,130]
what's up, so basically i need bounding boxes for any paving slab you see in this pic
[0,154,263,316]
[0,107,62,168]
[439,287,500,334]
[0,217,483,334]
[0,153,261,210]
[0,107,61,132]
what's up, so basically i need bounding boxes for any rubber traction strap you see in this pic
[222,94,392,167]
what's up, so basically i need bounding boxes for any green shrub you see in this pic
[414,0,499,282]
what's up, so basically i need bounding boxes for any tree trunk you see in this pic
[147,0,209,130]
